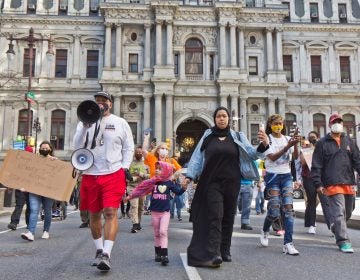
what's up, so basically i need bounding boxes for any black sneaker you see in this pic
[79,222,89,228]
[97,253,111,272]
[131,227,138,233]
[7,223,17,230]
[91,249,103,266]
[178,217,182,221]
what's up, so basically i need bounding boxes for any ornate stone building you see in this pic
[0,0,360,162]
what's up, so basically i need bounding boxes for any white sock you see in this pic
[93,237,103,251]
[103,240,114,257]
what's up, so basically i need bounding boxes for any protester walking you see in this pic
[259,114,300,255]
[311,113,360,253]
[184,106,269,267]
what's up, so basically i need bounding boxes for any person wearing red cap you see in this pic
[311,113,360,253]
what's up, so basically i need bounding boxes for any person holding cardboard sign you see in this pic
[73,91,134,272]
[21,141,56,241]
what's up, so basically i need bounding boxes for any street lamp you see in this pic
[6,28,54,143]
[32,118,41,154]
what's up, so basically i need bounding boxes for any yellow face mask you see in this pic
[271,125,283,133]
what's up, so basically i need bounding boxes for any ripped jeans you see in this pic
[263,172,295,244]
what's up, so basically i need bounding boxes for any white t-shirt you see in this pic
[264,135,293,174]
[73,114,134,175]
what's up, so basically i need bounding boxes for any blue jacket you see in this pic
[186,129,264,181]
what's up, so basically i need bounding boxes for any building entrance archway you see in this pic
[176,119,209,166]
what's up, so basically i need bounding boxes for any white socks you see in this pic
[93,237,103,251]
[103,240,114,257]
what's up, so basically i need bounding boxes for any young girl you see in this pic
[124,161,186,265]
[259,114,300,255]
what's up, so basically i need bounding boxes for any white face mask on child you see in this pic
[158,148,169,157]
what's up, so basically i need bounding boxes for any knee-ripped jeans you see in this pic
[263,172,295,244]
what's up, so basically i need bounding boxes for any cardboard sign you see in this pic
[0,150,78,202]
[301,147,314,170]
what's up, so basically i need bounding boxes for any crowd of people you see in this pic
[7,91,359,273]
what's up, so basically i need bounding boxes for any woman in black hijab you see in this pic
[184,107,269,267]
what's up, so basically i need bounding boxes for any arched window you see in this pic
[18,109,33,138]
[285,113,297,135]
[185,38,203,75]
[343,114,356,140]
[51,110,66,150]
[313,113,326,137]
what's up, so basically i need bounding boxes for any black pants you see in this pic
[303,176,317,227]
[121,201,130,214]
[10,190,30,225]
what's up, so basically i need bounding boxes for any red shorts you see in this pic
[80,168,126,213]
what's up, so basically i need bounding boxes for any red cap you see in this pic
[329,113,343,124]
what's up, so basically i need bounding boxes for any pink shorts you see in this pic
[80,168,126,213]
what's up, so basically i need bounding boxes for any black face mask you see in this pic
[39,149,50,157]
[308,138,317,145]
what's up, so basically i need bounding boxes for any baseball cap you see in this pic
[329,113,343,124]
[94,91,112,102]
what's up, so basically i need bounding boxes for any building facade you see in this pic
[0,0,360,162]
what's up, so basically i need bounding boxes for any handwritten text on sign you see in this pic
[0,150,78,201]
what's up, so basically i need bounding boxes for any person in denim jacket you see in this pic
[184,107,269,268]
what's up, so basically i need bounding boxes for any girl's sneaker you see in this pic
[283,243,299,255]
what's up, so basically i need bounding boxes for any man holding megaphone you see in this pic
[72,91,134,272]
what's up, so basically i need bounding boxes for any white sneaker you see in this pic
[42,231,50,239]
[21,231,34,241]
[308,226,316,235]
[259,230,269,247]
[283,242,299,255]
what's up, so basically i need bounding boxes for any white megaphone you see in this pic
[71,148,94,171]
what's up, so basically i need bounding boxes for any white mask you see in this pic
[158,148,169,157]
[330,123,343,133]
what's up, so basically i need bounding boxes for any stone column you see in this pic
[240,98,247,136]
[155,20,162,66]
[299,41,307,82]
[143,95,151,131]
[205,52,210,80]
[220,94,227,108]
[114,96,121,117]
[276,28,283,71]
[231,95,239,130]
[328,41,336,82]
[358,44,360,84]
[238,27,245,70]
[115,23,122,69]
[165,94,173,141]
[278,98,286,117]
[154,94,162,141]
[166,21,173,65]
[266,27,274,71]
[0,101,4,150]
[230,24,237,67]
[144,24,151,69]
[72,35,80,76]
[180,50,185,79]
[104,22,112,68]
[40,37,49,77]
[219,23,226,67]
[70,102,78,142]
[268,97,276,116]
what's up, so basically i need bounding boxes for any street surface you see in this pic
[0,205,359,280]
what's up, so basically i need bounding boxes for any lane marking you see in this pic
[180,253,202,280]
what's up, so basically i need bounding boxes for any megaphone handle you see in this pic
[72,168,77,178]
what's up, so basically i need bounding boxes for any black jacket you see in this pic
[311,133,360,189]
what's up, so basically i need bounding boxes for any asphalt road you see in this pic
[0,206,359,280]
